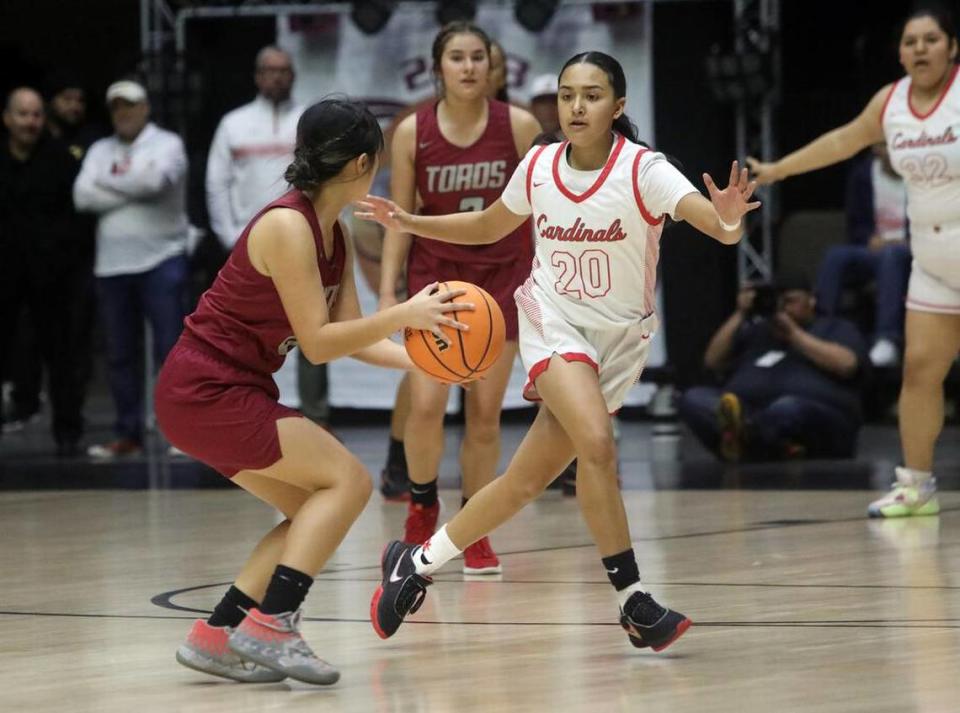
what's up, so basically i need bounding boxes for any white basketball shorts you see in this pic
[514,281,658,413]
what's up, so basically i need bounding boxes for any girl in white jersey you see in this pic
[357,51,760,650]
[748,8,960,519]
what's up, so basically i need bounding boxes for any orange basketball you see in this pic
[404,280,506,384]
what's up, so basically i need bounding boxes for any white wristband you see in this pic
[719,216,741,232]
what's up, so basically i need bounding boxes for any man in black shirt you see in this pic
[678,274,868,461]
[0,87,87,454]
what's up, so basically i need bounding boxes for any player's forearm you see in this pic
[300,307,408,365]
[351,338,413,370]
[774,126,866,180]
[401,210,499,245]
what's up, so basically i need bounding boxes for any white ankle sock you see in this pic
[899,466,933,485]
[413,525,461,576]
[616,581,646,610]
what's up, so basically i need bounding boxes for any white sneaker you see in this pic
[867,467,939,518]
[869,339,900,368]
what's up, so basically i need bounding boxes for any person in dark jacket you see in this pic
[0,87,88,454]
[679,274,869,462]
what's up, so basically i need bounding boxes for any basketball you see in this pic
[404,280,506,384]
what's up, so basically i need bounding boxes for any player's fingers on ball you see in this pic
[442,301,475,312]
[443,318,469,331]
[438,288,468,301]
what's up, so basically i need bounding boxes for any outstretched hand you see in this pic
[745,156,779,186]
[354,195,409,232]
[702,160,761,227]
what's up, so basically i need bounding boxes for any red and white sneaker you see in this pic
[403,502,440,545]
[462,536,502,574]
[175,619,286,683]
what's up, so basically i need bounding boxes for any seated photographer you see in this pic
[678,274,869,462]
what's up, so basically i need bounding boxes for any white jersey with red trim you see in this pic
[500,133,697,330]
[882,65,960,231]
[882,66,960,292]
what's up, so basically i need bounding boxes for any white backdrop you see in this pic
[278,4,663,409]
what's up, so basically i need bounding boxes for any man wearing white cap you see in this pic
[73,78,189,458]
[528,73,560,136]
[205,46,310,416]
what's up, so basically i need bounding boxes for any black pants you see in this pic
[0,246,89,443]
[678,386,859,460]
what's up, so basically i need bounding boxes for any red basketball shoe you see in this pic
[403,501,440,545]
[462,536,502,574]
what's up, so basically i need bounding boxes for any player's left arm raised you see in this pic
[674,160,761,245]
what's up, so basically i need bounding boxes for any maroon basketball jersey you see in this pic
[414,99,531,265]
[183,190,345,375]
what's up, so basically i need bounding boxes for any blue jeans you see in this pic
[97,254,188,441]
[678,386,859,460]
[815,243,911,342]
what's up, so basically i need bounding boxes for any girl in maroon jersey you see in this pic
[155,99,471,685]
[378,22,542,573]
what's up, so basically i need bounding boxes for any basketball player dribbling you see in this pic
[748,7,960,519]
[377,22,542,573]
[357,51,760,649]
[154,99,471,684]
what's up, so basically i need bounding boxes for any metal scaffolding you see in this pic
[733,0,781,283]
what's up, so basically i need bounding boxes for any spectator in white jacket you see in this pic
[205,46,303,249]
[73,79,189,459]
[205,46,318,415]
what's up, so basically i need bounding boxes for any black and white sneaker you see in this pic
[370,540,432,639]
[619,591,692,651]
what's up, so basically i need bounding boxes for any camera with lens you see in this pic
[749,283,779,319]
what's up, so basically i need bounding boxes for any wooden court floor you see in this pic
[2,484,959,713]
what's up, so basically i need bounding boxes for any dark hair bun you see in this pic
[283,98,384,191]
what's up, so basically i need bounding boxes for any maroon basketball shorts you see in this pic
[155,339,302,477]
[407,246,526,341]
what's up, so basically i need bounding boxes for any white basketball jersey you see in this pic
[882,65,960,231]
[500,134,696,330]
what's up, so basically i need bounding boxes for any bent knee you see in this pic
[346,466,374,505]
[576,433,618,472]
[464,419,501,447]
[503,473,547,505]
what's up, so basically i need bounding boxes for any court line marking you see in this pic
[1,610,958,630]
[149,507,960,613]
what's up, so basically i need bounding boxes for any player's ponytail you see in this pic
[284,97,384,191]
